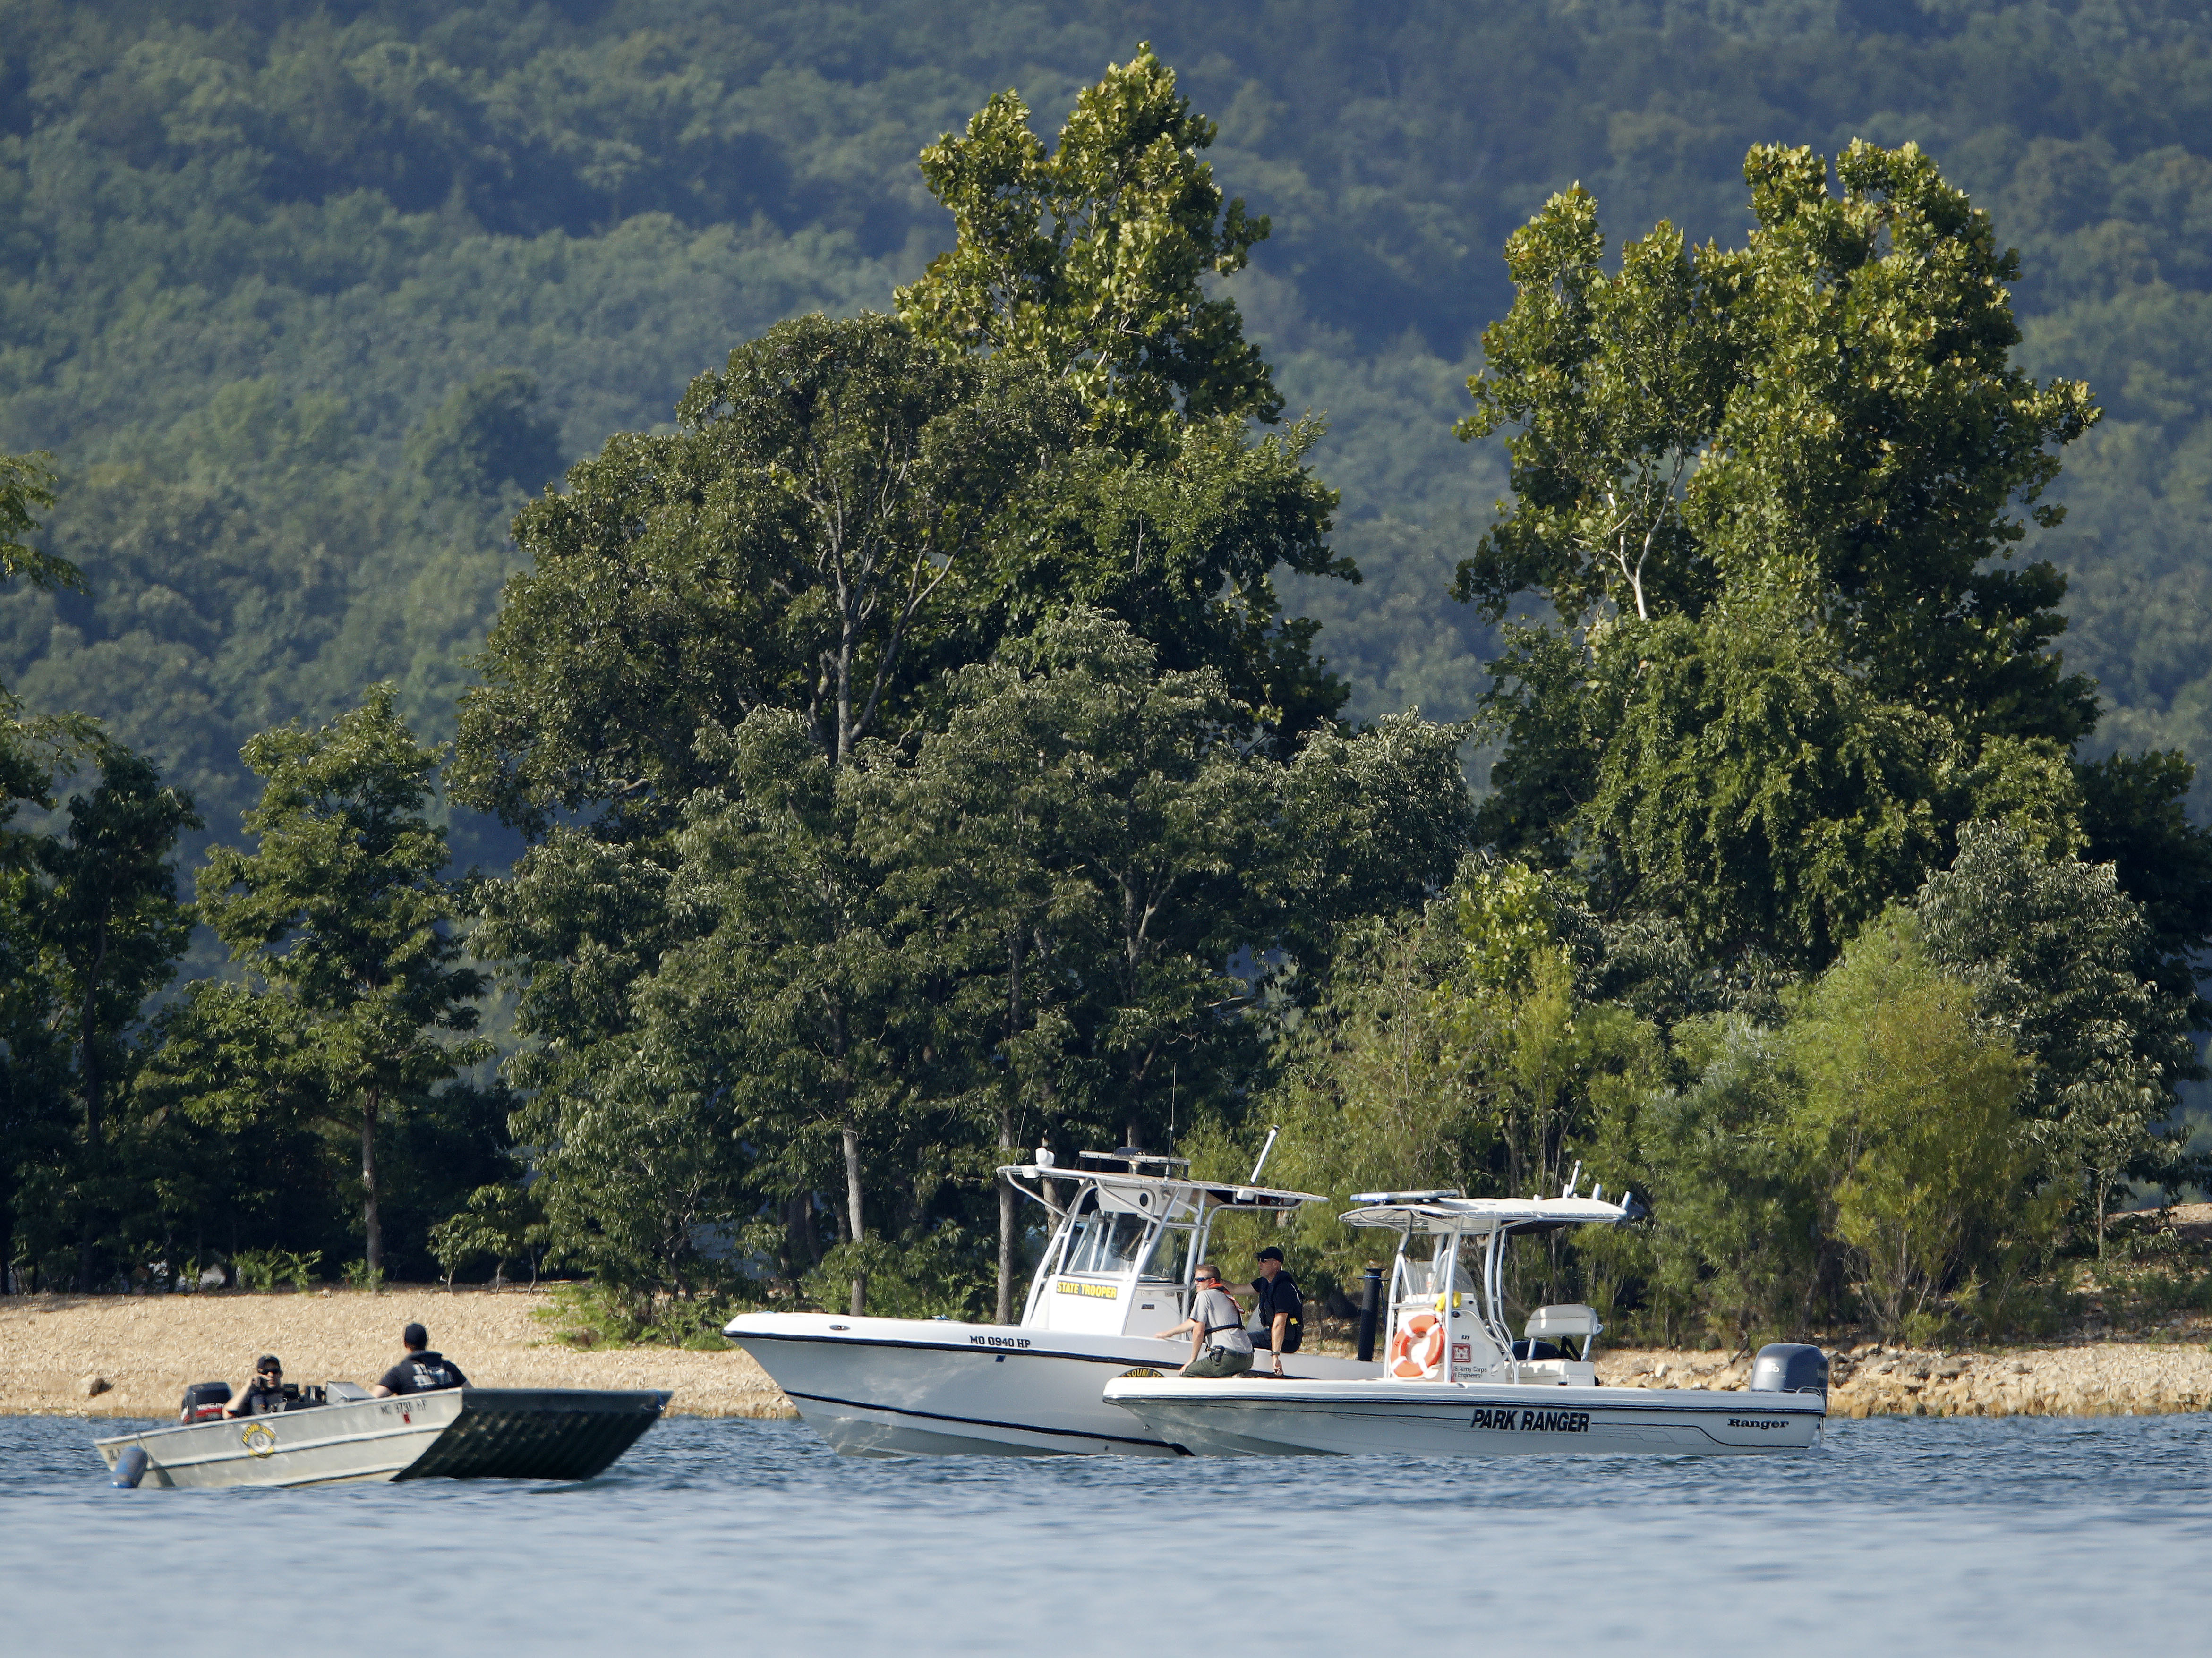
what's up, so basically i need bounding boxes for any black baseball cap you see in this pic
[1255,1246,1285,1263]
[402,1323,428,1349]
[256,1355,282,1373]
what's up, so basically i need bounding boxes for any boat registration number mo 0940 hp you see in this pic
[967,1335,1033,1349]
[1470,1407,1591,1434]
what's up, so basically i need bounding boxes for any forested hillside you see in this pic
[8,1,2212,1336]
[5,0,2212,842]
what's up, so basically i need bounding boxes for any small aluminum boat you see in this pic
[1102,1183,1828,1457]
[96,1386,670,1489]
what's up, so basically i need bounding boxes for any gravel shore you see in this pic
[1599,1340,2212,1417]
[9,1289,2209,1421]
[0,1289,794,1419]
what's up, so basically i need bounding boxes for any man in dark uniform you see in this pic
[370,1322,470,1397]
[223,1355,289,1416]
[1250,1246,1304,1377]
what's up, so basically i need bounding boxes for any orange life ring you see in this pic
[1389,1312,1445,1379]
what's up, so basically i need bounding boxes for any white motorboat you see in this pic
[724,1145,1380,1456]
[1103,1181,1828,1457]
[96,1385,671,1489]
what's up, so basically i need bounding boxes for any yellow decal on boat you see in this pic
[1054,1281,1120,1299]
[240,1422,278,1458]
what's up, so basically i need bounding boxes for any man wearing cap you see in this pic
[223,1355,290,1416]
[1250,1247,1304,1377]
[370,1323,470,1397]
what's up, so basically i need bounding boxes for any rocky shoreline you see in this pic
[8,1288,2209,1421]
[1599,1339,2212,1417]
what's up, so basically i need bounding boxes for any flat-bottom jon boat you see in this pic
[1102,1188,1828,1458]
[96,1386,670,1489]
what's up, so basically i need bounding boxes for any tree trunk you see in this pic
[843,1123,865,1317]
[362,1091,383,1273]
[997,928,1024,1326]
[75,919,109,1293]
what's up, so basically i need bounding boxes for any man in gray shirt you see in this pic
[1158,1262,1254,1378]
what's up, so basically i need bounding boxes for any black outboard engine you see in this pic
[1750,1343,1828,1401]
[179,1381,231,1423]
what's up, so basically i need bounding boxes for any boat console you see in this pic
[1006,1148,1321,1340]
[1344,1175,1642,1387]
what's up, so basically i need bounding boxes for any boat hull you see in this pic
[1100,1376,1826,1457]
[724,1312,1378,1457]
[95,1388,669,1489]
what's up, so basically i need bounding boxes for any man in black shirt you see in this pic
[223,1355,289,1416]
[1250,1247,1304,1377]
[370,1322,470,1396]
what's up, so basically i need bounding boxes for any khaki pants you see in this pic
[1182,1345,1254,1379]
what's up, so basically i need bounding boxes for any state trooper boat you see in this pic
[723,1141,1380,1456]
[1102,1178,1829,1457]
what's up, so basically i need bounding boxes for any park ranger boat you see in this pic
[724,1143,1381,1456]
[1102,1178,1828,1457]
[96,1385,670,1488]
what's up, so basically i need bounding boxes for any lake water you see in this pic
[3,1411,2205,1652]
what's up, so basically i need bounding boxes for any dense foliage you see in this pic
[3,8,2212,1338]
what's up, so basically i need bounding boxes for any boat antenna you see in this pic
[1247,1125,1280,1185]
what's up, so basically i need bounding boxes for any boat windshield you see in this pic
[1144,1224,1192,1285]
[1061,1212,1154,1277]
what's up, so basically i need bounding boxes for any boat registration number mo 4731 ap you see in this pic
[1055,1281,1120,1299]
[1470,1407,1591,1433]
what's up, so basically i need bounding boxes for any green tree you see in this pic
[34,748,199,1289]
[899,55,1355,738]
[878,609,1469,1318]
[0,452,85,597]
[897,44,1279,450]
[1461,143,2111,972]
[1622,1018,1822,1350]
[1787,914,2042,1343]
[1915,820,2200,1253]
[405,371,564,505]
[453,313,1076,832]
[194,687,489,1271]
[1460,141,2099,744]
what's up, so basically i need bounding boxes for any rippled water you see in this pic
[3,1411,2205,1652]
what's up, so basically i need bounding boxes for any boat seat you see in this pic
[1524,1304,1600,1340]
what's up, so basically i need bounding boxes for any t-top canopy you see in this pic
[1341,1192,1644,1236]
[999,1162,1324,1211]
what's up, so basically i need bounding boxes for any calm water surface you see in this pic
[2,1411,2205,1652]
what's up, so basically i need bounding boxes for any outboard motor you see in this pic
[179,1381,231,1423]
[1750,1343,1828,1400]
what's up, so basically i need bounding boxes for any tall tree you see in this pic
[195,688,488,1270]
[1459,143,2111,969]
[879,610,1474,1317]
[34,748,199,1289]
[1916,821,2201,1253]
[453,313,1076,834]
[897,44,1278,451]
[899,53,1355,739]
